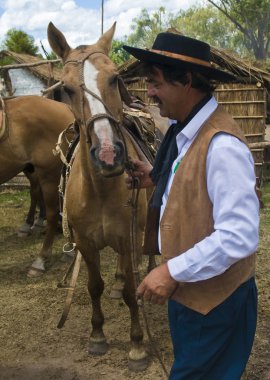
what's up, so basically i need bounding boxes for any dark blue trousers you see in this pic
[168,277,257,380]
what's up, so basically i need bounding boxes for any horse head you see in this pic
[47,22,125,177]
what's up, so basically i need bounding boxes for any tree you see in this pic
[2,28,39,56]
[110,39,130,65]
[170,5,248,55]
[206,0,270,60]
[127,7,171,48]
[125,5,251,58]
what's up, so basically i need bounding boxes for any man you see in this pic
[123,33,259,380]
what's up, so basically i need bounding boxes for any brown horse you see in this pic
[47,22,156,370]
[0,95,74,276]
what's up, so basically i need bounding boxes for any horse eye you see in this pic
[63,85,75,96]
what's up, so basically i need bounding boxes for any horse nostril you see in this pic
[115,141,124,158]
[90,146,98,161]
[90,141,124,168]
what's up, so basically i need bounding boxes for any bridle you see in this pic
[62,51,131,167]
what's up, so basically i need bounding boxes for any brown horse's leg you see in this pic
[109,254,125,299]
[27,181,59,277]
[85,251,108,354]
[31,185,46,234]
[122,256,148,371]
[17,193,37,237]
[17,171,42,237]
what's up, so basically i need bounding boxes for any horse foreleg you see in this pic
[109,254,125,299]
[17,197,37,237]
[17,171,41,237]
[85,251,108,355]
[27,183,59,277]
[123,260,148,371]
[31,186,46,234]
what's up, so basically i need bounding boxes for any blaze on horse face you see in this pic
[47,22,125,177]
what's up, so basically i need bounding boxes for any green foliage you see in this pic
[206,0,270,60]
[2,28,39,56]
[123,2,270,61]
[171,5,249,55]
[45,51,58,60]
[127,7,172,48]
[110,39,130,65]
[0,56,14,66]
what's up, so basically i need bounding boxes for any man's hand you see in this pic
[125,158,154,189]
[137,263,178,305]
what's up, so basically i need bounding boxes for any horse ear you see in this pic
[97,22,116,55]
[47,22,71,61]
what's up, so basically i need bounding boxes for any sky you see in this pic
[0,0,199,55]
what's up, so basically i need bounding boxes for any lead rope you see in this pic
[53,128,82,328]
[128,175,169,379]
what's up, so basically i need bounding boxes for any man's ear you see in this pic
[184,72,193,89]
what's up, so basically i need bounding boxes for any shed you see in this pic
[119,47,270,187]
[0,50,62,99]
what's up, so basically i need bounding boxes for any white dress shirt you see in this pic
[160,97,259,282]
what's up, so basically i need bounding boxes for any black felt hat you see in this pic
[123,33,235,82]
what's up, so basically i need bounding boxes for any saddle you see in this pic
[122,104,161,164]
[118,77,163,164]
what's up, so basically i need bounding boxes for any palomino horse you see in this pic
[0,95,74,276]
[47,22,156,370]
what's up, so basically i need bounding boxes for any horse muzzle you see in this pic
[90,140,125,177]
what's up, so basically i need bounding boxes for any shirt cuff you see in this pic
[167,254,194,282]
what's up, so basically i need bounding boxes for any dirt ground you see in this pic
[0,187,270,380]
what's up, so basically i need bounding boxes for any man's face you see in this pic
[146,67,186,120]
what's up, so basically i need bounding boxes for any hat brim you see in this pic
[123,45,235,83]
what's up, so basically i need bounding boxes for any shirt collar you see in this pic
[179,96,218,141]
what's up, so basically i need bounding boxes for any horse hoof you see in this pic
[89,340,109,355]
[17,222,32,237]
[60,252,74,263]
[17,230,31,238]
[128,356,149,372]
[109,288,123,299]
[31,225,45,236]
[27,267,45,278]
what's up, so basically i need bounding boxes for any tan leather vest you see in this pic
[143,106,256,315]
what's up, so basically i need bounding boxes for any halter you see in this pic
[63,51,131,166]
